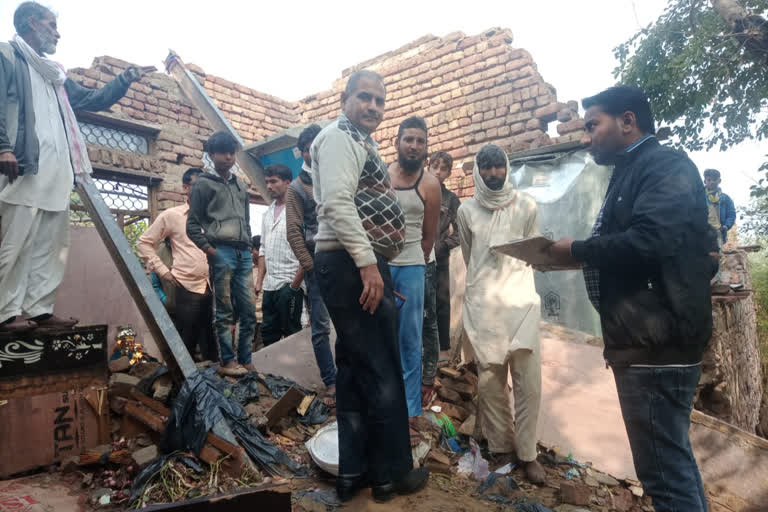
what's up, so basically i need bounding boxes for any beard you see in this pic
[399,155,424,173]
[38,34,57,55]
[483,176,505,190]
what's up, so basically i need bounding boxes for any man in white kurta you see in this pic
[0,3,148,332]
[457,144,545,484]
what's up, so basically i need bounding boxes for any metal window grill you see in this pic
[70,177,150,230]
[78,121,149,154]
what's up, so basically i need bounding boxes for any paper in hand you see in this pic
[491,236,582,271]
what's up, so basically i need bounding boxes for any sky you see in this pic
[0,0,764,211]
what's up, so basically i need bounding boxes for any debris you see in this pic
[457,438,489,480]
[108,373,141,399]
[297,397,330,426]
[477,471,520,495]
[434,401,470,422]
[259,373,311,399]
[584,475,599,487]
[98,494,111,505]
[297,394,315,416]
[430,405,442,413]
[495,462,515,475]
[559,481,591,506]
[131,445,159,468]
[109,356,131,373]
[110,396,128,415]
[136,365,169,396]
[564,467,580,479]
[441,379,475,401]
[586,468,619,487]
[294,488,342,510]
[610,487,634,512]
[265,387,304,428]
[458,414,476,436]
[629,485,644,497]
[438,367,463,380]
[245,403,262,417]
[437,386,463,404]
[152,375,173,402]
[412,441,430,463]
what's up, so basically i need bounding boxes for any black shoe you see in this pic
[372,467,429,503]
[336,475,368,502]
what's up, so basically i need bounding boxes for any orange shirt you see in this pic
[138,204,209,295]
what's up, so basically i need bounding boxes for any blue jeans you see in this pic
[210,246,257,366]
[390,264,425,417]
[422,261,439,386]
[305,270,337,388]
[613,365,707,512]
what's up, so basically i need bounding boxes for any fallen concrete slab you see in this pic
[253,324,768,508]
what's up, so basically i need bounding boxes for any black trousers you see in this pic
[175,285,218,362]
[314,250,413,484]
[436,257,451,351]
[261,284,304,346]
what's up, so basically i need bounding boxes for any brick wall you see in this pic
[67,27,585,210]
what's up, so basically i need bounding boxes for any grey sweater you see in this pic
[186,172,252,252]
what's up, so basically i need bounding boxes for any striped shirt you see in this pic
[261,200,301,291]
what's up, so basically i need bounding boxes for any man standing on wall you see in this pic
[138,168,217,362]
[547,86,717,511]
[427,151,461,364]
[187,132,257,377]
[312,70,428,503]
[387,116,441,422]
[286,123,337,403]
[457,144,545,484]
[0,1,153,332]
[255,163,304,346]
[703,168,736,246]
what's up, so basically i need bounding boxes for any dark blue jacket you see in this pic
[707,189,735,242]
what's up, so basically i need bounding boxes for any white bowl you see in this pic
[305,421,339,476]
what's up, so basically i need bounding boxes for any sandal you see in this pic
[323,385,336,408]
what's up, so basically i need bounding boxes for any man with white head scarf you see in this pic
[0,2,152,332]
[456,143,545,484]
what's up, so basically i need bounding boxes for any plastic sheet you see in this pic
[258,372,311,398]
[162,367,305,477]
[294,488,342,509]
[298,397,329,426]
[129,454,170,504]
[216,371,260,404]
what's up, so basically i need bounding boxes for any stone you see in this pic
[109,373,141,399]
[584,475,599,487]
[131,444,159,468]
[108,356,131,373]
[110,396,128,415]
[611,488,634,512]
[437,386,463,404]
[587,468,620,487]
[559,481,591,506]
[458,414,476,436]
[629,485,644,498]
[90,488,112,501]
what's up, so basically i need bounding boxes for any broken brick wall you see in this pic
[297,28,586,200]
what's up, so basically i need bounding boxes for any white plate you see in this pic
[305,421,339,476]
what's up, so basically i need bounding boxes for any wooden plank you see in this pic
[123,401,165,433]
[691,410,768,451]
[131,388,171,417]
[164,51,268,201]
[265,387,304,428]
[83,387,111,445]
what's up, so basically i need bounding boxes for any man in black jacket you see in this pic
[0,2,152,333]
[547,86,717,512]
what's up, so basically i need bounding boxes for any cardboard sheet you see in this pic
[491,237,582,271]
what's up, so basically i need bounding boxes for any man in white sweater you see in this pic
[311,70,428,503]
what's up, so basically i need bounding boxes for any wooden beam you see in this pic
[74,177,240,451]
[164,50,268,201]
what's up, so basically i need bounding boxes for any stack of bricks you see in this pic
[66,27,585,211]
